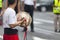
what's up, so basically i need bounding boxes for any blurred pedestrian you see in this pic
[3,0,26,40]
[0,0,3,14]
[21,0,36,32]
[14,0,20,13]
[0,0,12,25]
[53,0,60,32]
[0,0,8,16]
[0,0,4,25]
[2,0,20,14]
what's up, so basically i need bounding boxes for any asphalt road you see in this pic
[0,11,60,40]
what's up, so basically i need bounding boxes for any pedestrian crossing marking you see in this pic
[33,36,47,40]
[0,35,3,39]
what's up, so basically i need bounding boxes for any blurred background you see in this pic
[35,0,53,12]
[1,0,60,40]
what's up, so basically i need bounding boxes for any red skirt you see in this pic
[3,34,19,40]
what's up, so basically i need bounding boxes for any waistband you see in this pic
[24,4,34,7]
[4,28,18,35]
[54,13,60,15]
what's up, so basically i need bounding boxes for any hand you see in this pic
[18,18,26,26]
[34,6,36,10]
[20,20,27,27]
[24,27,27,32]
[21,8,24,11]
[0,10,5,16]
[19,19,29,27]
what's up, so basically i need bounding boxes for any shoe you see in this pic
[55,29,57,32]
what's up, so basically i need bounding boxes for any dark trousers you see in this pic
[24,4,34,31]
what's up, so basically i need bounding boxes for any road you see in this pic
[0,11,60,40]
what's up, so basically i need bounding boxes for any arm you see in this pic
[9,20,25,28]
[18,0,20,12]
[6,0,8,9]
[8,12,25,28]
[2,0,8,9]
[0,9,5,16]
[0,0,8,16]
[0,0,4,16]
[21,0,24,11]
[34,0,36,9]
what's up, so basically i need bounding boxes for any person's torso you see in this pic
[54,0,60,6]
[3,8,17,28]
[0,0,3,8]
[24,0,34,5]
[53,0,60,13]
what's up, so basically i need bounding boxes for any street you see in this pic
[0,11,60,40]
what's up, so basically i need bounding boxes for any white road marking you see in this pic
[33,36,48,40]
[33,18,60,35]
[0,35,3,39]
[34,21,43,24]
[35,27,60,35]
[34,18,54,24]
[0,18,57,39]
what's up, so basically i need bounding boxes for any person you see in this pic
[1,0,20,15]
[3,0,26,40]
[0,0,9,25]
[0,0,3,14]
[0,0,4,25]
[14,0,20,13]
[53,0,60,32]
[0,0,8,16]
[6,0,20,14]
[0,0,20,25]
[21,0,36,32]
